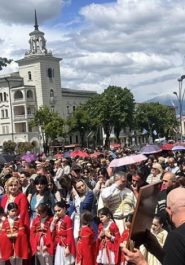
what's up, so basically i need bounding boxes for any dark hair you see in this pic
[98,207,114,221]
[7,202,19,211]
[47,176,58,194]
[72,165,81,173]
[125,213,133,223]
[37,203,50,215]
[153,214,164,225]
[20,171,30,178]
[54,200,67,209]
[34,175,48,186]
[81,211,93,226]
[0,206,4,215]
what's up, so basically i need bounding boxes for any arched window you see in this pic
[50,89,54,97]
[48,68,53,78]
[28,71,32,80]
[14,90,23,100]
[27,90,33,99]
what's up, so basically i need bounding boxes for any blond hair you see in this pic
[5,177,20,194]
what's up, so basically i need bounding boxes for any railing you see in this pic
[13,114,26,120]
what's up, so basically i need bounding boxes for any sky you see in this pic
[0,0,185,102]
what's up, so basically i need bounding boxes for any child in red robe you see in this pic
[96,207,120,265]
[0,202,29,265]
[119,214,133,265]
[30,203,54,265]
[76,211,96,265]
[0,207,5,265]
[50,200,76,265]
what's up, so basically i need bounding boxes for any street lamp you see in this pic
[173,75,185,142]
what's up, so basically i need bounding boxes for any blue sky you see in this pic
[0,0,185,102]
[61,0,115,22]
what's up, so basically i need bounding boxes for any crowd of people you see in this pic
[0,147,184,265]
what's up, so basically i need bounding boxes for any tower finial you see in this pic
[34,9,39,30]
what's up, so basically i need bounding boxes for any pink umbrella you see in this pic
[21,153,37,163]
[90,151,103,158]
[109,154,147,168]
[110,143,121,149]
[54,153,63,159]
[70,150,89,158]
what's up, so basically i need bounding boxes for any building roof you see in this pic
[62,87,97,97]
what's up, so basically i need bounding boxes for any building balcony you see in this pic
[14,114,26,121]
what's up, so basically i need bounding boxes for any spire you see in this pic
[34,9,39,30]
[25,10,51,56]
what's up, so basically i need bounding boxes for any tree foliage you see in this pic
[87,86,135,147]
[67,106,91,146]
[0,57,12,71]
[16,142,34,154]
[135,103,178,139]
[3,140,16,154]
[67,86,135,148]
[30,106,65,147]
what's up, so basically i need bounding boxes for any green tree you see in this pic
[0,57,12,70]
[3,140,16,154]
[67,106,91,146]
[16,142,34,154]
[90,86,134,148]
[30,106,65,152]
[135,103,178,141]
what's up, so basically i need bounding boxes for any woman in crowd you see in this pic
[28,175,55,220]
[1,177,29,230]
[47,175,61,202]
[68,179,95,241]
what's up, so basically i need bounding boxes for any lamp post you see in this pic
[173,75,185,142]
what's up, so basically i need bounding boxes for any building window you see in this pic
[14,90,23,100]
[48,68,53,79]
[28,71,32,80]
[4,92,7,101]
[1,110,4,118]
[75,135,79,143]
[0,93,2,102]
[73,106,76,111]
[51,106,54,112]
[67,106,70,114]
[27,107,31,115]
[50,89,54,97]
[27,90,33,99]
[2,125,9,134]
[5,109,8,118]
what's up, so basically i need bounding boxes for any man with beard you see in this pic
[122,187,185,265]
[101,171,136,233]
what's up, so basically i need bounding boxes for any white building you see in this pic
[0,12,96,150]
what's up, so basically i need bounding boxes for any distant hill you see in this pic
[143,94,185,114]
